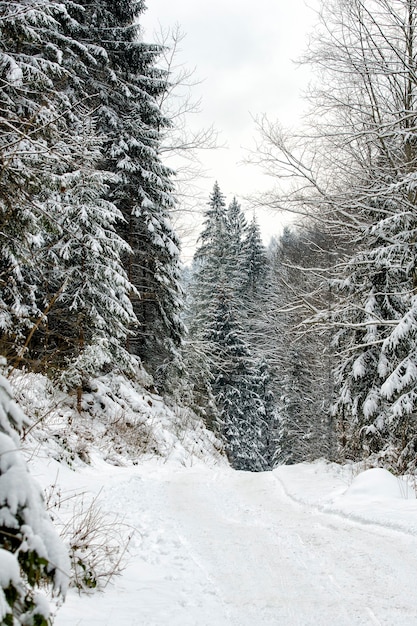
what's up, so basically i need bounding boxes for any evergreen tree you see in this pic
[187,183,274,469]
[189,181,229,365]
[226,197,247,293]
[332,192,416,466]
[241,215,268,300]
[43,137,138,396]
[211,297,268,471]
[239,215,269,364]
[0,368,69,625]
[0,0,84,357]
[63,0,185,383]
[257,357,278,467]
[184,182,228,426]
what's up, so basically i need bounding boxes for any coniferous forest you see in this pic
[3,0,417,623]
[2,0,417,484]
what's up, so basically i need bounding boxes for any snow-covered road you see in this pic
[52,460,417,625]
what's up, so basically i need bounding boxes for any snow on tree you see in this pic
[251,0,417,467]
[0,0,81,355]
[0,367,69,624]
[241,215,268,300]
[210,295,269,471]
[188,182,229,364]
[0,0,127,383]
[186,183,274,469]
[63,0,185,384]
[252,229,332,464]
[225,197,247,294]
[184,182,229,427]
[311,0,417,469]
[40,133,138,401]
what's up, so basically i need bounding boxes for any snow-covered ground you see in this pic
[29,455,417,626]
[11,370,417,625]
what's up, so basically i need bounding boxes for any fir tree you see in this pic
[63,0,185,383]
[0,367,69,625]
[187,183,274,469]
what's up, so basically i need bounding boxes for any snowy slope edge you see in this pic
[8,368,226,469]
[274,461,417,536]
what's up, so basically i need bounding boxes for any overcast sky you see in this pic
[141,0,318,256]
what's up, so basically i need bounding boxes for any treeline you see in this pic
[183,182,332,471]
[250,0,417,473]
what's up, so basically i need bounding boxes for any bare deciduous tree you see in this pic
[250,0,417,469]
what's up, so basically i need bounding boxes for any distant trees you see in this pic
[256,228,333,464]
[241,215,268,302]
[186,182,276,470]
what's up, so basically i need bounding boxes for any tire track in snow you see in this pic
[158,468,417,625]
[55,464,417,625]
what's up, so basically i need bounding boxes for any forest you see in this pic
[2,0,417,623]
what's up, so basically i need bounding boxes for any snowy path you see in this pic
[54,462,417,626]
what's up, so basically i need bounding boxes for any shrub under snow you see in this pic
[0,370,69,625]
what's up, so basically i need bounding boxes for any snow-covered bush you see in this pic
[0,371,69,625]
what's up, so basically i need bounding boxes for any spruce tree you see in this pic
[0,368,69,625]
[211,295,268,471]
[63,0,185,383]
[184,182,228,426]
[43,138,138,396]
[187,183,274,469]
[226,197,247,293]
[0,1,82,357]
[241,215,268,300]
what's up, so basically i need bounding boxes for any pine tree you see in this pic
[0,1,82,356]
[187,183,274,469]
[63,0,185,383]
[0,367,69,625]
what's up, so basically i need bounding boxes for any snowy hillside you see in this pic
[10,369,225,469]
[7,370,417,626]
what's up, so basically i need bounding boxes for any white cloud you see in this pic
[142,0,318,252]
